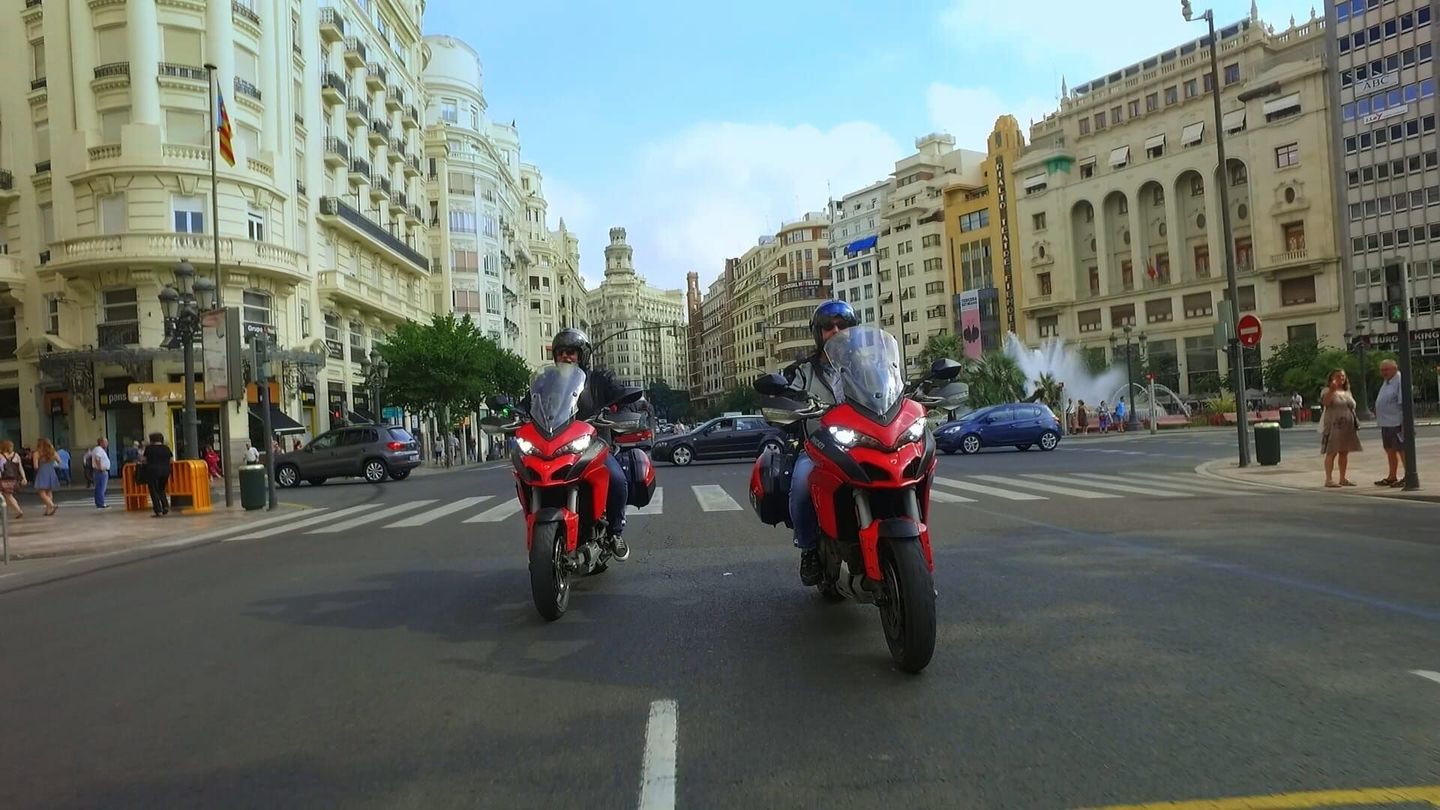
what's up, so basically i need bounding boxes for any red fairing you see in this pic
[807,398,936,581]
[525,507,580,553]
[512,420,610,553]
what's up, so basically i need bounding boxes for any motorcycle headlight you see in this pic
[514,437,539,456]
[563,434,592,454]
[903,418,926,443]
[828,426,859,447]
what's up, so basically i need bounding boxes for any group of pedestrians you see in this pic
[1319,359,1409,489]
[1063,397,1130,435]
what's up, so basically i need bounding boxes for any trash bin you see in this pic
[1311,404,1323,424]
[1254,422,1281,466]
[239,464,268,510]
[1278,406,1294,429]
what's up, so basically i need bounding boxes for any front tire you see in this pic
[1038,430,1060,451]
[670,445,694,466]
[1016,444,1032,451]
[959,434,982,455]
[276,464,299,488]
[529,522,570,621]
[760,440,783,457]
[878,541,936,674]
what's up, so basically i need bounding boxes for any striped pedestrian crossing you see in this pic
[386,496,493,528]
[463,500,524,523]
[308,500,437,534]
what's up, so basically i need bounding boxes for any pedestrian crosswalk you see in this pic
[240,472,1266,536]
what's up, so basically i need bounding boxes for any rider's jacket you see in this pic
[781,351,842,438]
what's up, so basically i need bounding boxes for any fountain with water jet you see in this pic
[1002,334,1127,408]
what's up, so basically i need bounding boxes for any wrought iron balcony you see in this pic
[159,63,207,81]
[404,105,420,128]
[347,97,369,125]
[0,170,12,191]
[368,118,390,141]
[365,63,387,89]
[35,160,51,174]
[321,72,347,104]
[386,84,404,110]
[234,76,261,101]
[93,62,130,80]
[232,0,259,26]
[297,179,307,197]
[344,37,367,67]
[350,158,371,181]
[318,196,429,272]
[30,77,47,91]
[323,135,349,166]
[405,156,421,177]
[319,8,345,41]
[98,322,142,348]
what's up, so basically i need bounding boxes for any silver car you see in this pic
[275,425,421,487]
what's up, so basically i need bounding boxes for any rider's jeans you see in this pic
[789,453,818,550]
[605,454,628,536]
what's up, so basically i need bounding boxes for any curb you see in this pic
[1193,457,1440,505]
[1,502,312,561]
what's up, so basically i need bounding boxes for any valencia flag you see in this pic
[216,91,236,166]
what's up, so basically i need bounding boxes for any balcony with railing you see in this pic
[346,97,369,126]
[344,37,367,67]
[388,138,405,160]
[45,233,308,283]
[97,321,142,348]
[408,204,423,224]
[319,7,345,41]
[405,155,421,177]
[404,105,420,129]
[92,62,130,84]
[35,160,51,174]
[1269,246,1309,266]
[296,179,307,197]
[321,72,347,105]
[158,62,207,82]
[390,190,407,210]
[317,196,429,274]
[349,158,371,184]
[0,170,14,197]
[386,84,404,111]
[368,118,389,144]
[365,63,387,89]
[232,0,259,27]
[368,173,387,201]
[234,76,261,101]
[30,77,47,91]
[323,135,349,167]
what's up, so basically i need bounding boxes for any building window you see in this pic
[0,308,15,359]
[1229,163,1248,186]
[1145,298,1174,324]
[1194,245,1210,278]
[44,295,60,335]
[440,99,458,124]
[1121,260,1134,291]
[1038,272,1052,297]
[172,195,205,233]
[349,320,365,355]
[1088,266,1100,296]
[1129,99,1140,118]
[449,210,477,233]
[1184,79,1198,98]
[959,210,990,232]
[31,40,45,81]
[1224,63,1240,84]
[98,194,126,235]
[1079,118,1090,136]
[1145,92,1159,112]
[1275,142,1299,168]
[1183,291,1213,318]
[300,300,311,338]
[102,287,139,327]
[1080,162,1095,179]
[1280,275,1316,306]
[242,290,272,333]
[1234,237,1253,270]
[1287,323,1318,344]
[1111,105,1123,124]
[1032,212,1046,231]
[1094,112,1106,130]
[922,234,941,248]
[1038,315,1059,338]
[1283,222,1306,252]
[247,207,265,241]
[1165,86,1178,105]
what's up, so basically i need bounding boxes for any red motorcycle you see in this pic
[484,364,655,621]
[751,326,964,672]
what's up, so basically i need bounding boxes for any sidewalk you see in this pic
[1197,430,1440,502]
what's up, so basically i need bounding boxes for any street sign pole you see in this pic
[1397,320,1420,490]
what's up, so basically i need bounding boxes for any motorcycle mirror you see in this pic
[486,394,512,413]
[929,358,963,380]
[753,373,790,396]
[614,387,644,406]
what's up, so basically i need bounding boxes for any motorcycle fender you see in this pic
[860,517,929,580]
[526,506,580,553]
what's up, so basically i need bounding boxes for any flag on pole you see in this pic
[216,91,236,167]
[1146,256,1158,280]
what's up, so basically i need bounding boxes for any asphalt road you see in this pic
[4,429,1440,809]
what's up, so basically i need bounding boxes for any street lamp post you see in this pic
[158,260,216,460]
[365,348,389,424]
[1345,325,1371,419]
[1184,0,1250,467]
[1111,326,1147,431]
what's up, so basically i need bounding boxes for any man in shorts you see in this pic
[1374,359,1405,487]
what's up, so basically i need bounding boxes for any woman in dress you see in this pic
[0,439,26,519]
[1320,368,1363,488]
[202,444,222,480]
[32,438,60,516]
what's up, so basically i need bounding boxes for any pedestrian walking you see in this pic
[32,438,60,516]
[0,440,27,519]
[1115,397,1128,433]
[57,446,71,486]
[1320,368,1362,488]
[243,441,260,465]
[1373,359,1406,487]
[1097,400,1111,434]
[202,444,222,480]
[1075,400,1089,434]
[1064,398,1076,435]
[85,437,111,508]
[143,433,173,516]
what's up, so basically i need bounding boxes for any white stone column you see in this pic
[1127,198,1145,294]
[258,0,279,155]
[1163,183,1185,286]
[70,0,99,134]
[126,0,161,124]
[1202,168,1226,285]
[206,0,236,107]
[1093,207,1112,299]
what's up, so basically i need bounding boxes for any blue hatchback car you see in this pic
[934,403,1062,455]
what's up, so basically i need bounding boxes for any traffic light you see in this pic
[1384,260,1410,323]
[1181,0,1193,20]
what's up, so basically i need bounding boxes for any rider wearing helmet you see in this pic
[780,300,859,585]
[551,327,631,561]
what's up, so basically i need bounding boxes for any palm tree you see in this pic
[1032,371,1064,414]
[917,332,963,369]
[964,351,1026,408]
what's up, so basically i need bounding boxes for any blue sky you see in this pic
[424,0,1322,292]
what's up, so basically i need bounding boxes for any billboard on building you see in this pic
[201,307,244,402]
[958,290,982,360]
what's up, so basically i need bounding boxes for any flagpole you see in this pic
[204,63,223,307]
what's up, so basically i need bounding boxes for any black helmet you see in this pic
[809,300,859,349]
[551,328,592,369]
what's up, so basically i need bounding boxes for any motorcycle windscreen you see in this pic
[825,325,905,417]
[528,364,587,437]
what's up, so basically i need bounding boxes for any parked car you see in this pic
[652,414,785,466]
[274,424,421,487]
[935,403,1061,455]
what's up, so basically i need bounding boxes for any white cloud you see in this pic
[568,121,906,293]
[940,0,1321,79]
[925,83,1057,151]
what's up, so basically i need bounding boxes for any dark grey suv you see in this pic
[275,425,421,487]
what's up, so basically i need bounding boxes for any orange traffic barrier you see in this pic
[121,460,213,514]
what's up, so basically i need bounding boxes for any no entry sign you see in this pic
[1237,314,1263,347]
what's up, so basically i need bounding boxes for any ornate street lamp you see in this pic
[159,260,216,460]
[365,348,389,423]
[1110,325,1148,431]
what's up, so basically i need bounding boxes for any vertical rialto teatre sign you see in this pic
[201,307,244,403]
[994,155,1017,334]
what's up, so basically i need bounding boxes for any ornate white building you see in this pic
[587,228,686,389]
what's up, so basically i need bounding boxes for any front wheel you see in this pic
[1016,444,1032,451]
[878,541,936,674]
[1038,430,1060,451]
[760,440,783,457]
[275,464,299,488]
[670,445,694,466]
[529,522,570,621]
[959,434,982,455]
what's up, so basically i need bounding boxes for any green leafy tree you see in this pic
[715,383,760,415]
[375,313,529,420]
[1031,372,1065,412]
[646,379,693,420]
[964,351,1026,408]
[917,332,964,369]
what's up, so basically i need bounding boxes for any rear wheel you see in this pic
[305,477,327,487]
[1016,444,1032,451]
[529,522,570,621]
[363,458,388,483]
[388,469,411,481]
[878,541,936,674]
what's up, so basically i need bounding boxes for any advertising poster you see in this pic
[959,290,982,360]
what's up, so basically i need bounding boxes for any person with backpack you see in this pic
[0,440,26,519]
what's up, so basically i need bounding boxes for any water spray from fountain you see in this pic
[1002,334,1191,418]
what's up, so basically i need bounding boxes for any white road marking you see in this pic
[928,489,976,503]
[385,496,493,527]
[1411,670,1440,686]
[638,699,678,810]
[463,500,523,523]
[1111,471,1261,496]
[972,474,1120,499]
[932,476,1046,501]
[629,487,664,516]
[1027,473,1192,497]
[307,501,437,534]
[693,484,743,512]
[153,509,320,546]
[229,504,375,540]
